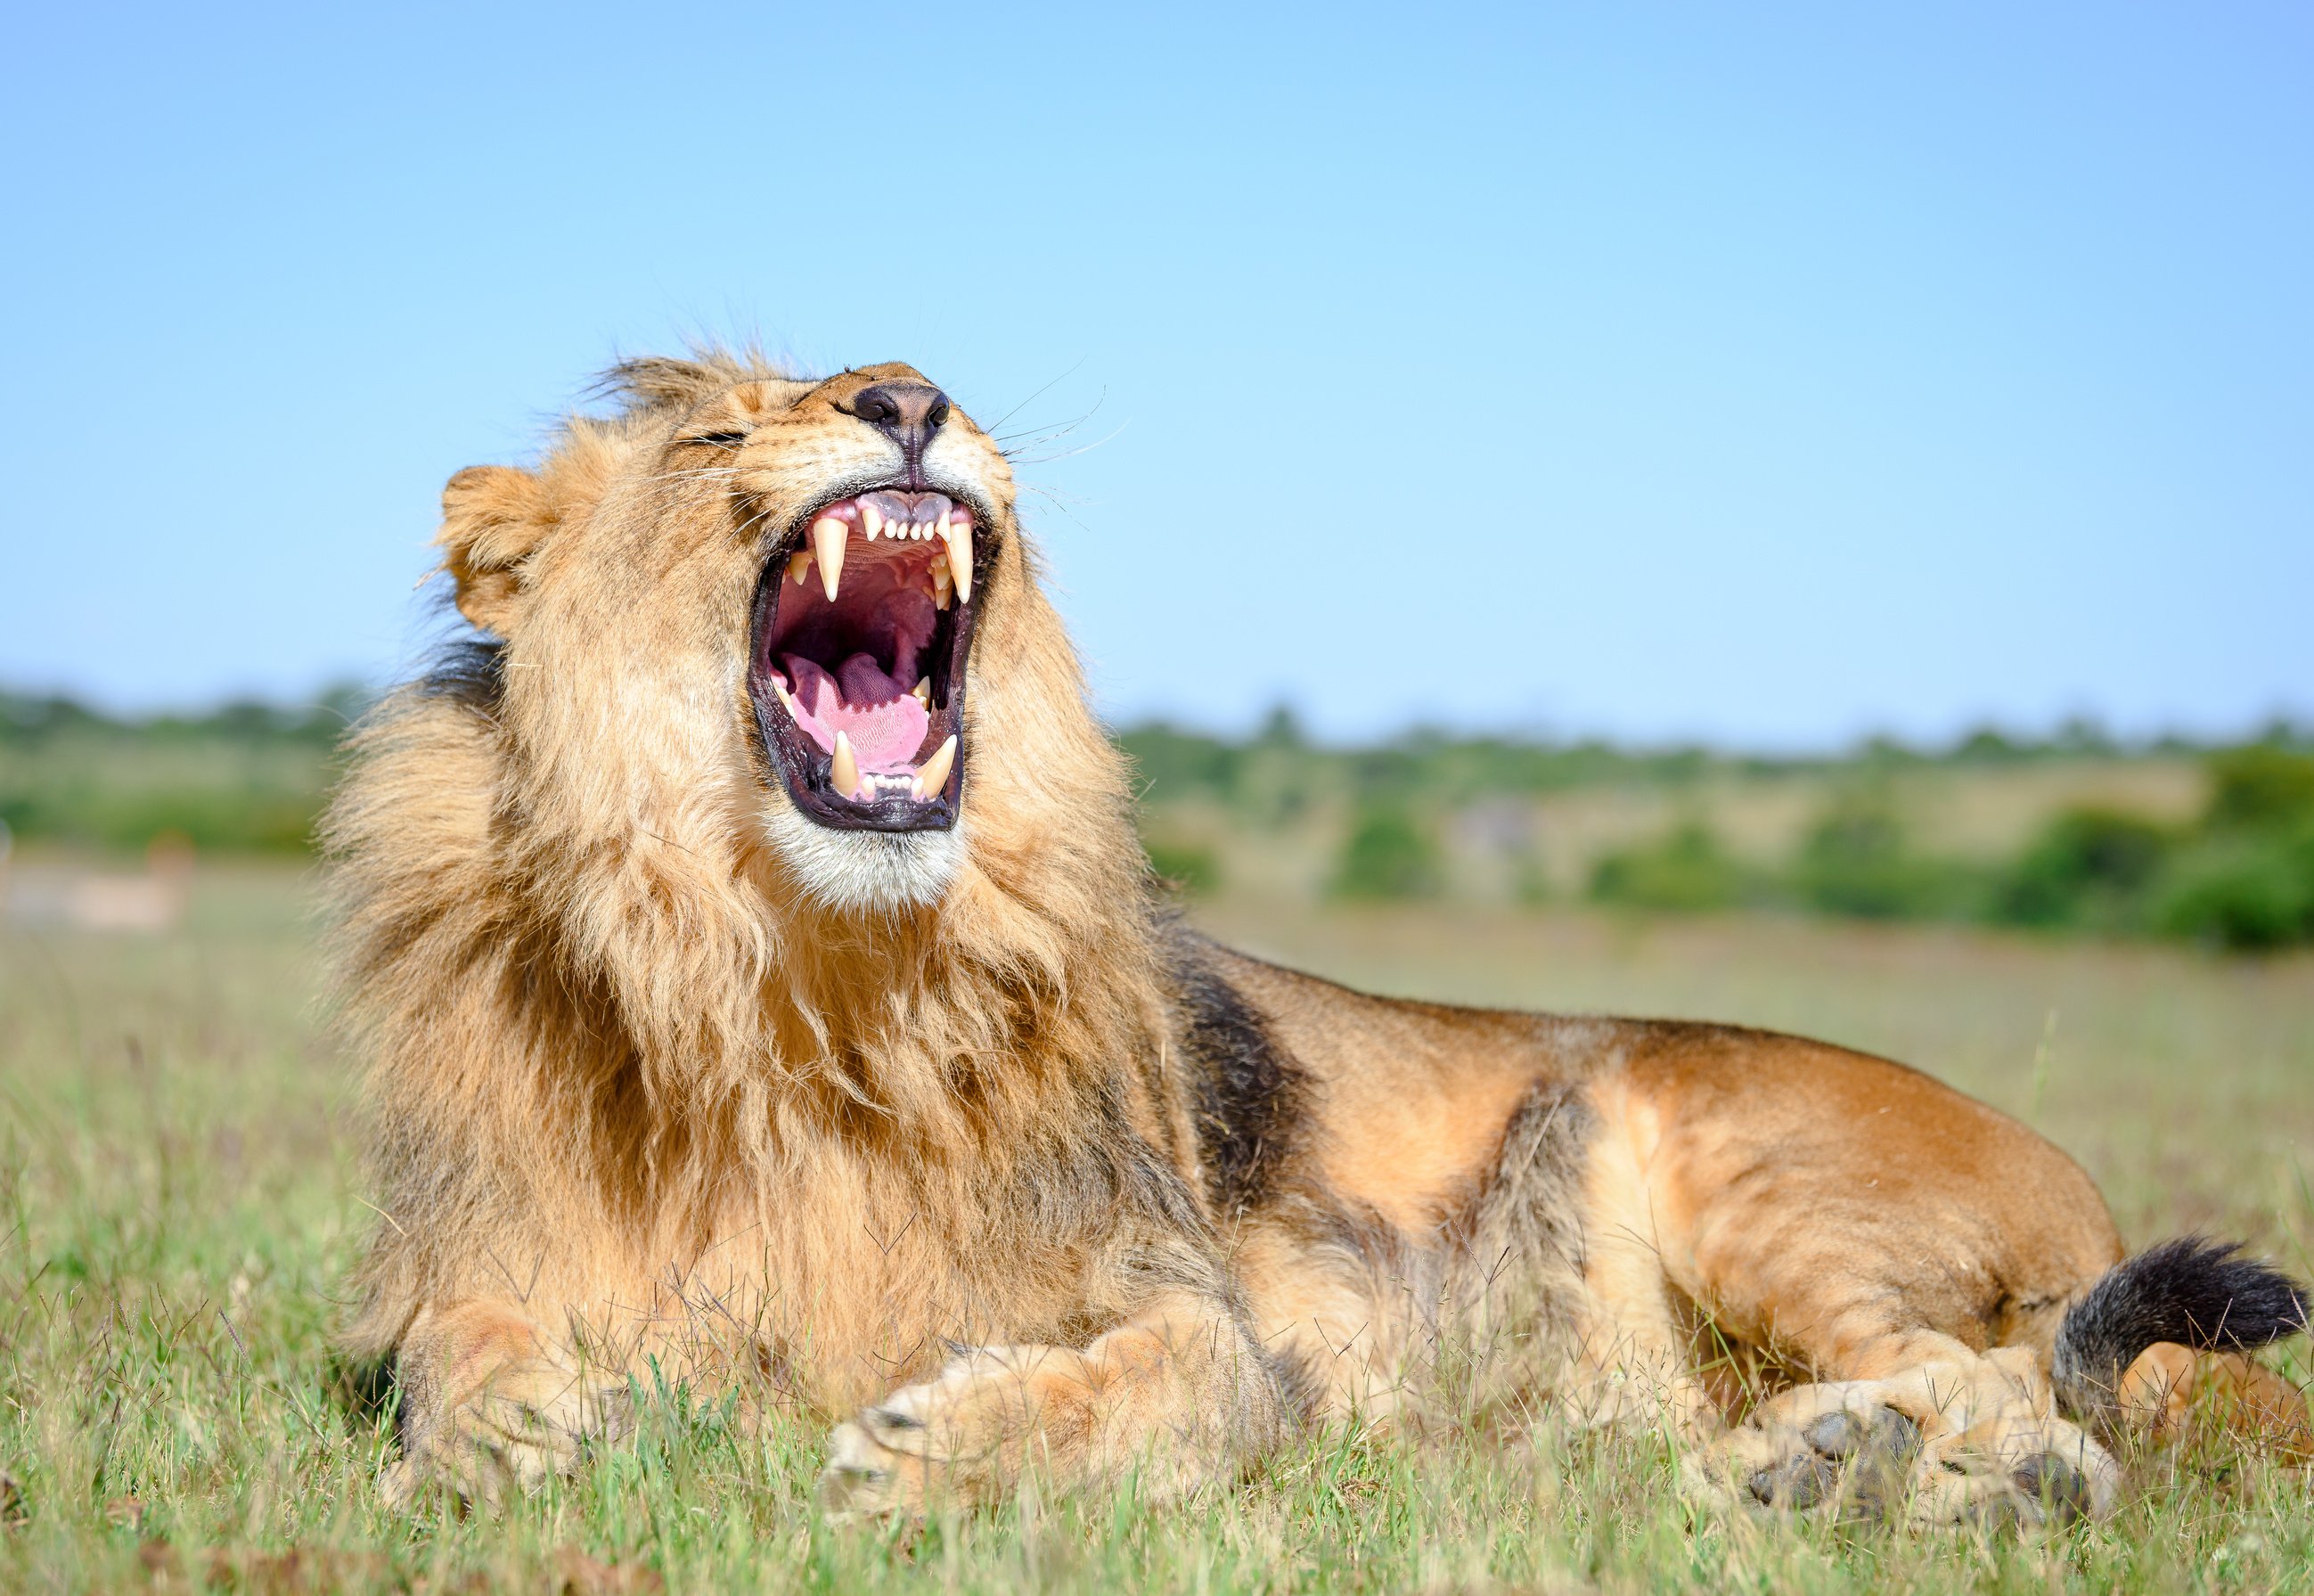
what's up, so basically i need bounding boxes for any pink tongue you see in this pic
[784,654,929,772]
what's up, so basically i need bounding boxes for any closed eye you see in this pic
[683,431,750,448]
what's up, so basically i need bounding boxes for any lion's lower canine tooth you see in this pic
[788,549,815,586]
[811,517,847,600]
[912,735,958,801]
[940,517,973,603]
[830,732,861,798]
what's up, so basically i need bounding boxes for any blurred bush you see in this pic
[1992,807,2174,929]
[1588,822,1748,913]
[1329,803,1443,901]
[2155,838,2314,950]
[2151,747,2314,950]
[1983,746,2314,949]
[1789,798,1982,921]
[2203,745,2314,831]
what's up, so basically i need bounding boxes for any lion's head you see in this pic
[427,350,1126,922]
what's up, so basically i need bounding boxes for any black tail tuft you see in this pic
[2053,1236,2308,1425]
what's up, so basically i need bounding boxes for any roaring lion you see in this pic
[331,350,2306,1526]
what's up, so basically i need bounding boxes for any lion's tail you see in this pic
[2052,1235,2308,1427]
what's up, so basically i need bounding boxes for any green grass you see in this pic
[4,869,2313,1592]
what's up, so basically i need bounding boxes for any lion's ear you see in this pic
[437,465,550,635]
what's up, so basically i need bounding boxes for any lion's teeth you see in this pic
[787,548,815,587]
[911,677,931,707]
[912,734,958,801]
[929,560,953,610]
[830,731,861,798]
[770,675,797,714]
[862,503,884,541]
[810,517,847,600]
[939,516,973,604]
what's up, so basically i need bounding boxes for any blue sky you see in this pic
[3,3,2307,747]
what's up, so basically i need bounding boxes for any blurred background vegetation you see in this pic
[1,688,364,855]
[6,688,2313,951]
[1127,708,2314,953]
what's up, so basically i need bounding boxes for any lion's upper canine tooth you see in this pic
[788,548,815,587]
[939,514,974,603]
[862,503,884,541]
[810,516,847,600]
[912,734,958,801]
[830,731,861,799]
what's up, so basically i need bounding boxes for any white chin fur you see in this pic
[763,804,965,914]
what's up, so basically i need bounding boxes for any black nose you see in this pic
[852,382,949,438]
[849,382,950,487]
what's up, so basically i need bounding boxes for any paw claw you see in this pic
[1800,1404,1919,1467]
[2011,1453,2089,1526]
[1800,1410,1866,1458]
[1746,1453,1839,1510]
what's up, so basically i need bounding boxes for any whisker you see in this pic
[1017,481,1101,536]
[994,388,1108,446]
[983,357,1089,436]
[996,422,1093,458]
[1009,422,1129,467]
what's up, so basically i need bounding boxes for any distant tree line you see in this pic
[7,688,2311,949]
[0,687,367,855]
[1118,706,2309,809]
[1570,745,2314,950]
[1121,709,2314,953]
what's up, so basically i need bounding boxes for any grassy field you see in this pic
[4,867,2312,1592]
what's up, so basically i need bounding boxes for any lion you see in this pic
[330,350,2308,1526]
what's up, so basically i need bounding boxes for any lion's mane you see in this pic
[326,352,1192,1383]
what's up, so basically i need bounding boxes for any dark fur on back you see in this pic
[1162,928,1309,1219]
[2054,1236,2308,1422]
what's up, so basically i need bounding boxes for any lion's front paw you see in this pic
[1688,1358,2118,1529]
[820,1345,1087,1518]
[386,1361,629,1510]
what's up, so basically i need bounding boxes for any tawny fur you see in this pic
[331,350,2305,1521]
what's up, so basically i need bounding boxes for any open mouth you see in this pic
[748,488,981,831]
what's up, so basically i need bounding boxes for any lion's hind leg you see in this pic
[2112,1342,2314,1458]
[1541,1085,1717,1440]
